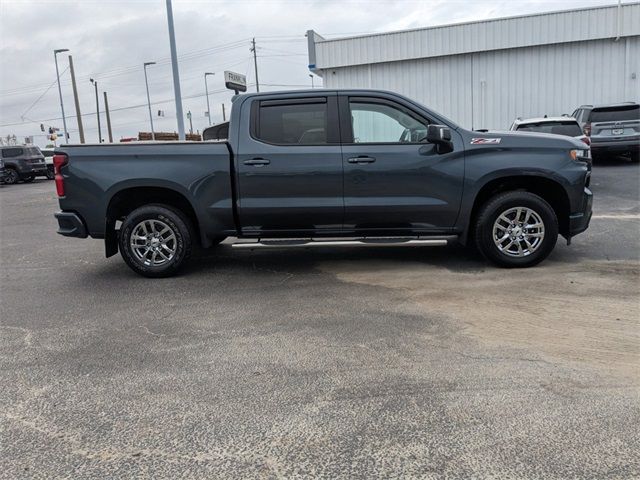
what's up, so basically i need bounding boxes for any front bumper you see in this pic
[55,211,88,238]
[568,187,593,237]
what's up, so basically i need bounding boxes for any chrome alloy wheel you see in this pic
[130,219,177,266]
[492,207,545,257]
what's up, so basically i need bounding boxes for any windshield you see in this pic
[590,105,639,122]
[516,121,582,136]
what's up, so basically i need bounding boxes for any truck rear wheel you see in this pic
[474,191,558,268]
[119,204,193,278]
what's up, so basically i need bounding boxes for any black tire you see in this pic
[474,191,558,268]
[4,168,19,185]
[630,152,639,163]
[118,204,193,278]
[22,175,35,183]
[46,166,55,180]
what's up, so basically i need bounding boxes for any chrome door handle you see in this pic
[243,158,270,166]
[347,156,376,164]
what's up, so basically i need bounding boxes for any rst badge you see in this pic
[471,138,501,144]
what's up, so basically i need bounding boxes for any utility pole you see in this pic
[222,104,226,122]
[204,72,215,126]
[143,62,156,139]
[68,55,85,143]
[165,0,186,140]
[250,38,260,92]
[187,110,193,134]
[103,91,113,142]
[90,78,101,142]
[54,48,69,143]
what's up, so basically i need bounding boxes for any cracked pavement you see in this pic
[1,159,639,478]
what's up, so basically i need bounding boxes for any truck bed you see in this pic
[57,141,236,245]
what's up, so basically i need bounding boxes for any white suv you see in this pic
[510,117,589,143]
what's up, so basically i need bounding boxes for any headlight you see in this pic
[570,149,589,160]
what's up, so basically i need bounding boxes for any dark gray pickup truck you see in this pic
[54,89,592,277]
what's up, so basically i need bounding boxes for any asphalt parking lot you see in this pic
[1,160,639,479]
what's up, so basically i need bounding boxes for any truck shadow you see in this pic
[185,244,488,276]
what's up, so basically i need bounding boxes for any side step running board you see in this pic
[231,236,456,249]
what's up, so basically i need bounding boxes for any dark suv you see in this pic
[571,103,639,162]
[0,146,48,184]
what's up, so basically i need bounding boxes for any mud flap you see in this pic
[105,220,118,258]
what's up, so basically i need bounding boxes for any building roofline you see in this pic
[315,2,639,44]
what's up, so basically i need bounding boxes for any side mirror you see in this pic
[426,124,451,143]
[425,124,453,153]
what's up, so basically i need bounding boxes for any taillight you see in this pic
[53,154,68,197]
[581,136,591,146]
[583,123,591,136]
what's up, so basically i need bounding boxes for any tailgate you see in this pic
[591,120,639,139]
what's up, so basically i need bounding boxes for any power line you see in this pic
[19,66,69,120]
[0,38,252,97]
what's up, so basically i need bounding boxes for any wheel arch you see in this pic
[105,185,206,257]
[464,175,570,244]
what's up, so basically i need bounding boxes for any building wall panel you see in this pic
[322,37,639,130]
[314,3,640,69]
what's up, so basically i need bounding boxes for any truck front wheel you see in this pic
[474,191,558,268]
[119,204,193,278]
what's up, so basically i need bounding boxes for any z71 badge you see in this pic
[471,137,501,144]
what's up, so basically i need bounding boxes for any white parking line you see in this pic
[592,214,640,220]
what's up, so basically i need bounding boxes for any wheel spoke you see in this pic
[498,214,511,227]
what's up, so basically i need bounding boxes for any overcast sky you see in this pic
[0,0,622,145]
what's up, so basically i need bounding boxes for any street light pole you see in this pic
[144,62,156,139]
[54,48,70,143]
[204,72,215,126]
[90,78,101,142]
[165,0,186,140]
[187,110,193,135]
[309,74,315,89]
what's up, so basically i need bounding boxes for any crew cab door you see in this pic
[339,94,464,232]
[235,93,343,234]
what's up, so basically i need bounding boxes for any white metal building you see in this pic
[307,2,640,130]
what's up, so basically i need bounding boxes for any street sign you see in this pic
[224,71,247,93]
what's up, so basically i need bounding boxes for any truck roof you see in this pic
[578,102,639,109]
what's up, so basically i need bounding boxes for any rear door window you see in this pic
[1,148,24,158]
[590,105,639,122]
[255,99,329,145]
[516,121,582,136]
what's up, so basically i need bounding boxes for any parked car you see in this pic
[53,89,592,277]
[40,148,56,179]
[0,158,7,184]
[0,145,48,184]
[510,116,589,143]
[510,117,591,163]
[571,103,640,161]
